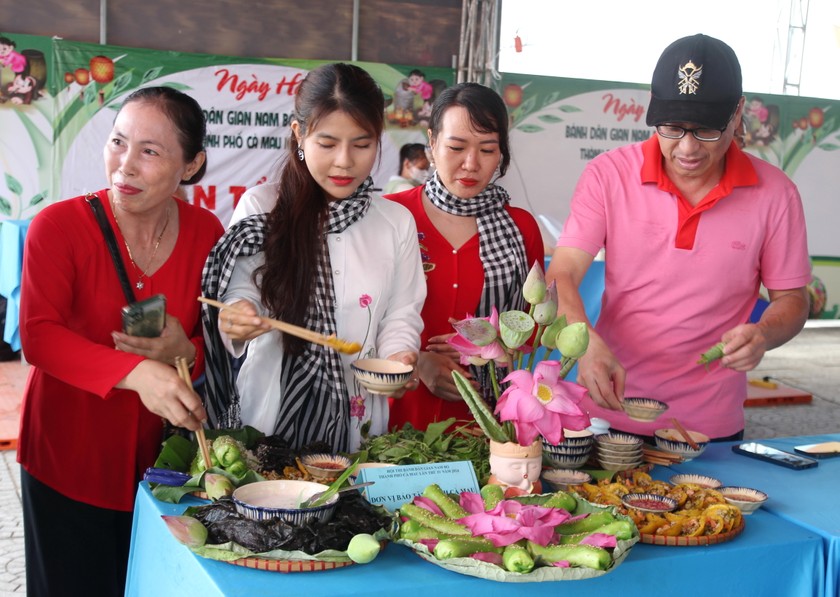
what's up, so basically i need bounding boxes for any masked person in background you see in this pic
[383,142,430,195]
[18,87,223,596]
[385,82,544,431]
[201,63,425,452]
[546,34,810,442]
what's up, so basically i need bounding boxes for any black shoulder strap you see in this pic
[85,193,136,304]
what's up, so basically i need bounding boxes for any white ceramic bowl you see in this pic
[621,492,678,513]
[719,486,768,515]
[654,428,710,460]
[541,468,592,490]
[545,429,595,447]
[597,458,645,472]
[621,397,669,422]
[596,448,643,464]
[595,432,644,451]
[544,451,591,469]
[300,453,352,482]
[543,442,593,456]
[351,358,413,395]
[669,473,722,489]
[232,479,339,524]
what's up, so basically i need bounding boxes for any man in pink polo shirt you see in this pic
[547,34,810,441]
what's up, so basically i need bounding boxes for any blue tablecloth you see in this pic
[668,433,840,597]
[0,219,30,351]
[127,481,825,596]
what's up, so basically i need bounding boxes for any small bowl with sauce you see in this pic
[719,486,768,515]
[621,493,678,513]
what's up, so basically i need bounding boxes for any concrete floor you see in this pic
[0,322,838,594]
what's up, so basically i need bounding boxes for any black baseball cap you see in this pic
[646,34,742,129]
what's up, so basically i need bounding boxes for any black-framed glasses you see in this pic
[655,124,727,142]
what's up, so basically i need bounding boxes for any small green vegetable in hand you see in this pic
[698,341,726,370]
[346,533,381,564]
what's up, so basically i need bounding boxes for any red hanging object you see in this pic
[514,35,523,53]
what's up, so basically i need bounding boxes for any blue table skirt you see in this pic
[127,482,825,597]
[668,433,840,597]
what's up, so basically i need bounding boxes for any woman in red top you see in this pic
[18,87,223,596]
[386,82,544,431]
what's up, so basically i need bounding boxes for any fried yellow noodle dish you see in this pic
[571,471,742,538]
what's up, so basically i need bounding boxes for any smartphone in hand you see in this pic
[122,294,166,338]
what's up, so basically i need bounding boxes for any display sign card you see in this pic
[357,461,480,512]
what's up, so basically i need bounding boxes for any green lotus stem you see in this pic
[558,356,577,379]
[489,362,501,402]
[526,324,546,371]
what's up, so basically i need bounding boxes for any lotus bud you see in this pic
[499,310,535,349]
[532,281,558,325]
[453,317,498,347]
[522,261,546,305]
[556,322,589,359]
[162,515,208,547]
[203,473,234,500]
[540,314,567,350]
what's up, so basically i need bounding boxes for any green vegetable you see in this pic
[698,341,726,369]
[480,484,505,510]
[423,484,468,519]
[502,541,535,573]
[433,537,501,559]
[557,520,634,544]
[527,542,611,570]
[212,435,244,468]
[346,533,381,564]
[542,490,577,511]
[358,419,490,481]
[452,371,511,442]
[226,460,248,477]
[399,503,471,536]
[188,440,219,475]
[307,457,360,508]
[203,473,234,501]
[554,510,615,535]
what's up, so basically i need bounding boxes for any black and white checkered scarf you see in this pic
[201,178,373,451]
[424,171,528,317]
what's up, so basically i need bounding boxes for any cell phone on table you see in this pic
[732,442,819,470]
[122,294,166,338]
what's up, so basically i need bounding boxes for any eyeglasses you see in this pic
[655,124,728,142]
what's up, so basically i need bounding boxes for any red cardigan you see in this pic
[386,185,545,431]
[17,191,223,510]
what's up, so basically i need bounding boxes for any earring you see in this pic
[297,148,305,161]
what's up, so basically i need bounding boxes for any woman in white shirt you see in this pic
[201,63,425,451]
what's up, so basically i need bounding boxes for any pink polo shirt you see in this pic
[558,136,810,438]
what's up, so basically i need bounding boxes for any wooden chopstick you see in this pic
[197,296,362,354]
[176,356,213,472]
[670,417,700,450]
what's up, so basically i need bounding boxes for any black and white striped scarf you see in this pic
[424,171,528,317]
[201,178,373,452]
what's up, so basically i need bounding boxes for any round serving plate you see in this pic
[229,556,354,572]
[639,518,745,546]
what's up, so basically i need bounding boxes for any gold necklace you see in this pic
[113,202,172,290]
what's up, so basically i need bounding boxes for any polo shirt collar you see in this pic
[640,136,758,250]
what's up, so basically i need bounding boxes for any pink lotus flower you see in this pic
[359,294,372,308]
[448,307,510,368]
[495,361,590,446]
[458,493,572,548]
